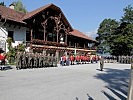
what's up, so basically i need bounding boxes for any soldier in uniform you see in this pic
[20,52,24,69]
[28,53,33,68]
[25,52,29,68]
[53,54,57,67]
[100,56,104,71]
[50,54,54,67]
[16,52,21,70]
[22,52,27,69]
[49,54,53,67]
[119,56,121,63]
[33,53,37,68]
[39,53,43,68]
[45,53,50,67]
[43,53,46,67]
[36,53,40,68]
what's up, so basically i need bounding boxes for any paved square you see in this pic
[0,63,131,100]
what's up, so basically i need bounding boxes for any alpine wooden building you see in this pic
[0,3,97,60]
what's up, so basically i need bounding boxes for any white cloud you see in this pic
[85,29,98,39]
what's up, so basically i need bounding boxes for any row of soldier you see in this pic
[16,52,57,69]
[103,56,133,64]
[104,56,117,63]
[118,56,133,64]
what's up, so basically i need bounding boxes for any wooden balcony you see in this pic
[31,39,67,47]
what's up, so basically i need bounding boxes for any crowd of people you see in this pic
[60,55,99,66]
[0,51,133,71]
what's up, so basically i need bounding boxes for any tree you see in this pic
[111,5,133,56]
[6,37,16,64]
[110,22,133,56]
[6,37,25,64]
[121,5,133,24]
[96,19,119,54]
[0,2,6,6]
[12,0,27,13]
[96,5,133,56]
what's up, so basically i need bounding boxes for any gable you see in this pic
[22,3,73,31]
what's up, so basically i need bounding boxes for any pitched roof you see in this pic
[22,3,73,31]
[22,3,53,20]
[70,29,97,42]
[0,5,25,23]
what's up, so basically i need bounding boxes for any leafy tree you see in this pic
[110,22,133,56]
[0,2,6,6]
[12,0,27,13]
[121,5,133,24]
[96,5,133,56]
[96,19,119,54]
[6,37,16,64]
[6,37,25,64]
[16,43,25,52]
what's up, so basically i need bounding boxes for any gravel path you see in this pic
[0,63,131,100]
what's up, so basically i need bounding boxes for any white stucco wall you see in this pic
[10,27,26,47]
[0,24,27,52]
[0,27,8,52]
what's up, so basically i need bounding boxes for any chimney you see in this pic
[9,3,15,9]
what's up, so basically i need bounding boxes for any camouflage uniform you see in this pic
[39,53,43,68]
[43,54,46,67]
[50,54,54,67]
[25,53,29,68]
[22,52,27,69]
[33,53,37,68]
[45,54,50,67]
[16,52,21,70]
[100,57,104,71]
[28,53,33,68]
[53,55,57,67]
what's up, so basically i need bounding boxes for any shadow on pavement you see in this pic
[75,93,94,100]
[87,93,94,100]
[0,65,13,71]
[101,90,116,100]
[94,68,130,100]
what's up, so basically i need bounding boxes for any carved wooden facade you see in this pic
[0,4,97,59]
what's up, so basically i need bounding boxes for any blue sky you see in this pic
[3,0,133,38]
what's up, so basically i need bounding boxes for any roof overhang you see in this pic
[22,3,73,31]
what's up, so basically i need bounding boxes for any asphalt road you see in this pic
[0,63,131,100]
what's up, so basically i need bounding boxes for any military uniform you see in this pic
[45,54,50,67]
[53,55,57,67]
[16,52,21,70]
[100,57,104,71]
[25,53,29,68]
[43,54,46,67]
[33,53,37,68]
[39,53,43,68]
[28,53,33,68]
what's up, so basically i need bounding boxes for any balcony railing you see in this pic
[68,45,96,50]
[31,39,67,47]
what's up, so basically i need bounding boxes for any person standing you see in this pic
[100,56,104,71]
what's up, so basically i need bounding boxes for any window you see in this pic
[26,31,31,41]
[8,31,14,42]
